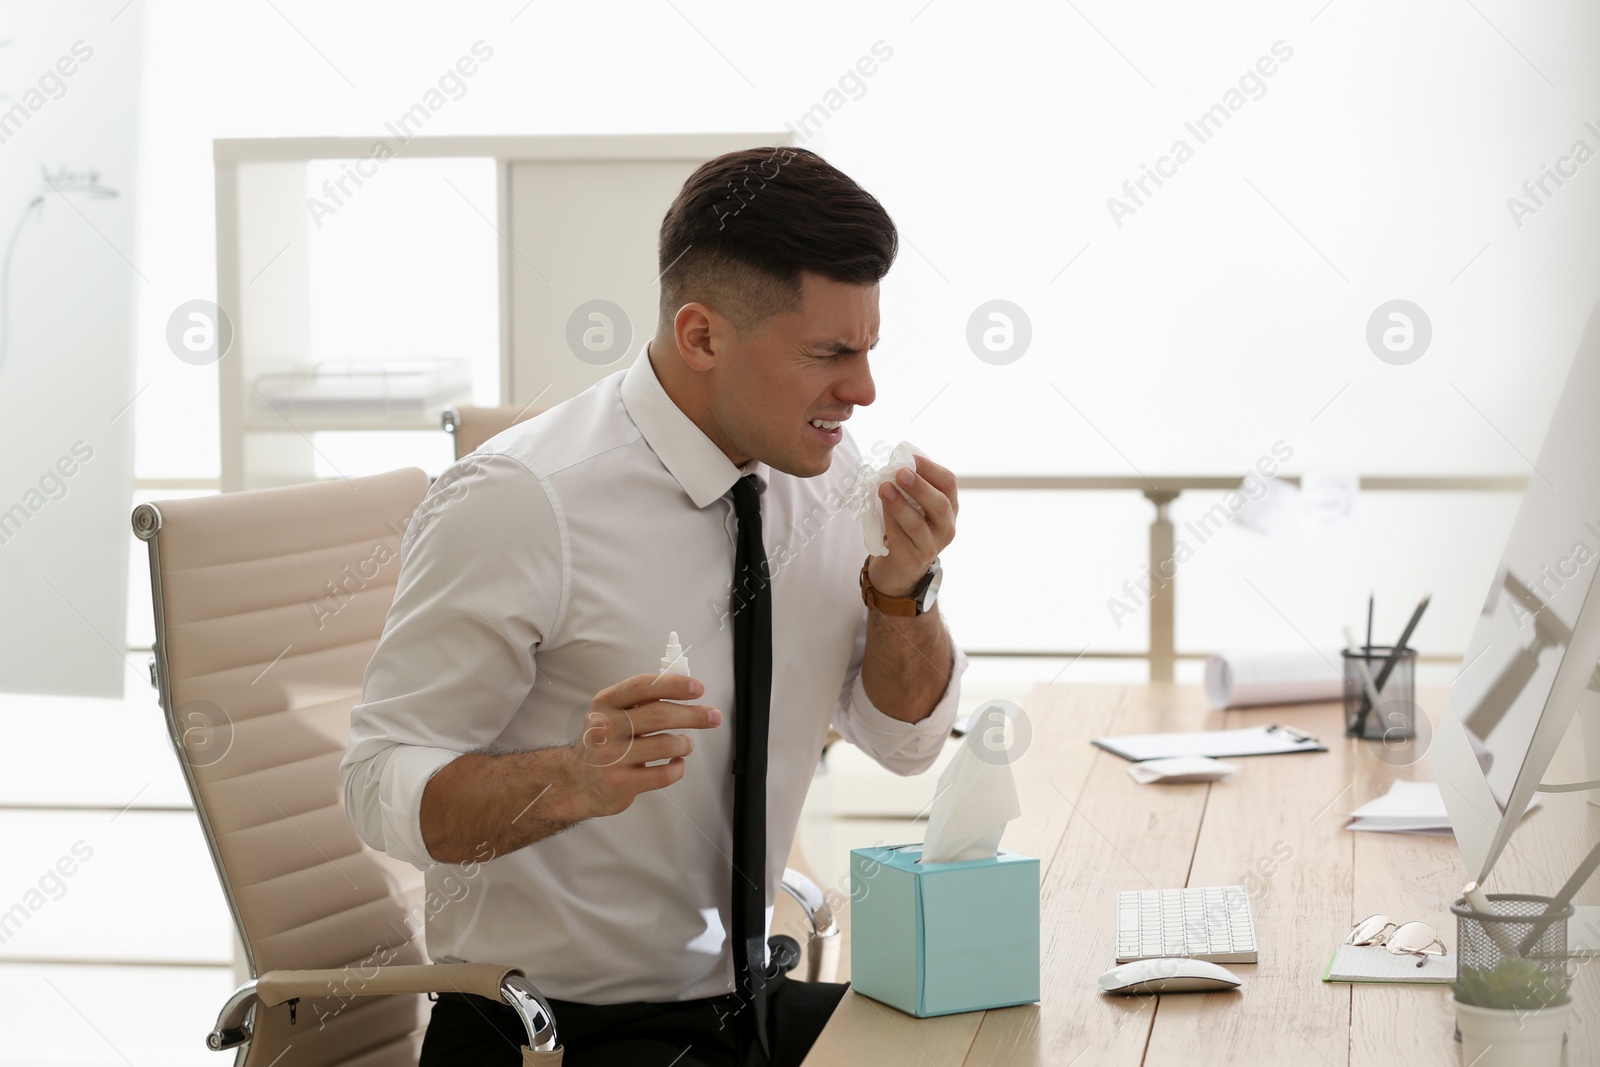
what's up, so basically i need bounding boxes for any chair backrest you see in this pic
[134,468,433,1066]
[442,404,545,459]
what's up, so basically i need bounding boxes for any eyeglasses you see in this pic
[1347,914,1449,967]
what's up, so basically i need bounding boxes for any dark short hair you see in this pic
[657,147,897,334]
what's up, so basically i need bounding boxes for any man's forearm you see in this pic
[420,746,583,863]
[860,605,954,723]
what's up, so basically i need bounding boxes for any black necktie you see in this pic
[729,473,774,1064]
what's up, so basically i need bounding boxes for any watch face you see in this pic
[917,564,943,613]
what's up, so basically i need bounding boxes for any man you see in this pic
[342,146,967,1067]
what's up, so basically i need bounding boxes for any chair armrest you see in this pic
[210,963,558,1055]
[781,866,842,983]
[779,867,838,940]
[255,962,518,1006]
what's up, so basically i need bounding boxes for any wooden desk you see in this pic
[802,683,1600,1066]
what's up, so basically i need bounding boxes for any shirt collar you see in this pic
[621,343,769,508]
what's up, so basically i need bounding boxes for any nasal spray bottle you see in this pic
[650,632,692,768]
[660,631,690,678]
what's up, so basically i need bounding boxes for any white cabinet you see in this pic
[215,134,789,491]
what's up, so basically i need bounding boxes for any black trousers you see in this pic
[418,973,849,1067]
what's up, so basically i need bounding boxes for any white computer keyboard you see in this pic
[1115,885,1259,964]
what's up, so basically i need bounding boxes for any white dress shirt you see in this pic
[342,347,967,1004]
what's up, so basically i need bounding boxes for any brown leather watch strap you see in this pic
[860,558,920,617]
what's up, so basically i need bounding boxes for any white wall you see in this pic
[126,0,1600,659]
[0,2,143,697]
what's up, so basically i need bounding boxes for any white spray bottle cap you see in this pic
[660,631,690,675]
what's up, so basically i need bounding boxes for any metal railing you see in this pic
[136,473,1529,681]
[957,474,1528,680]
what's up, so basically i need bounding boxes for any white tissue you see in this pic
[844,440,925,557]
[921,735,1022,864]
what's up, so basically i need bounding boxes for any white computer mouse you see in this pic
[1098,957,1243,995]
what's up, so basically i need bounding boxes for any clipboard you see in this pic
[1091,723,1326,762]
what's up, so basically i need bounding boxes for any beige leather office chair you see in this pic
[441,404,547,460]
[133,468,838,1065]
[134,469,561,1064]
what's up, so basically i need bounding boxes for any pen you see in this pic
[1343,626,1385,718]
[1357,594,1431,734]
[1266,724,1318,743]
[1463,880,1519,956]
[1373,594,1430,693]
[1515,840,1600,955]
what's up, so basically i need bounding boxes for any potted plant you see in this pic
[1451,956,1573,1067]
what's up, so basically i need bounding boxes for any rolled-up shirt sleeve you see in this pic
[831,606,967,776]
[341,451,564,871]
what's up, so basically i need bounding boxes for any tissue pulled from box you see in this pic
[921,734,1022,864]
[843,440,925,557]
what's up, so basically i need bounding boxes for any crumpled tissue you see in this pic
[843,440,925,557]
[921,733,1022,864]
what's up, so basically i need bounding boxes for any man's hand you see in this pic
[564,673,723,819]
[867,453,959,596]
[859,453,959,724]
[420,672,721,863]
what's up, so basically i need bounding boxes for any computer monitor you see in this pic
[1434,299,1600,890]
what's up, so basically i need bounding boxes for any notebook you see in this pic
[1091,724,1327,762]
[1323,944,1455,984]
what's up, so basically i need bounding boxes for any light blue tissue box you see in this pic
[848,843,1040,1017]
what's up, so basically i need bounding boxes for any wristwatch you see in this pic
[860,556,942,617]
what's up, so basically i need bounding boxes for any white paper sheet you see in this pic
[1126,755,1240,784]
[1349,779,1447,820]
[1346,779,1540,834]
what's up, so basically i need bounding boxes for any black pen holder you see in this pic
[1341,645,1417,740]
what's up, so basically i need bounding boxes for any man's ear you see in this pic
[673,302,728,373]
